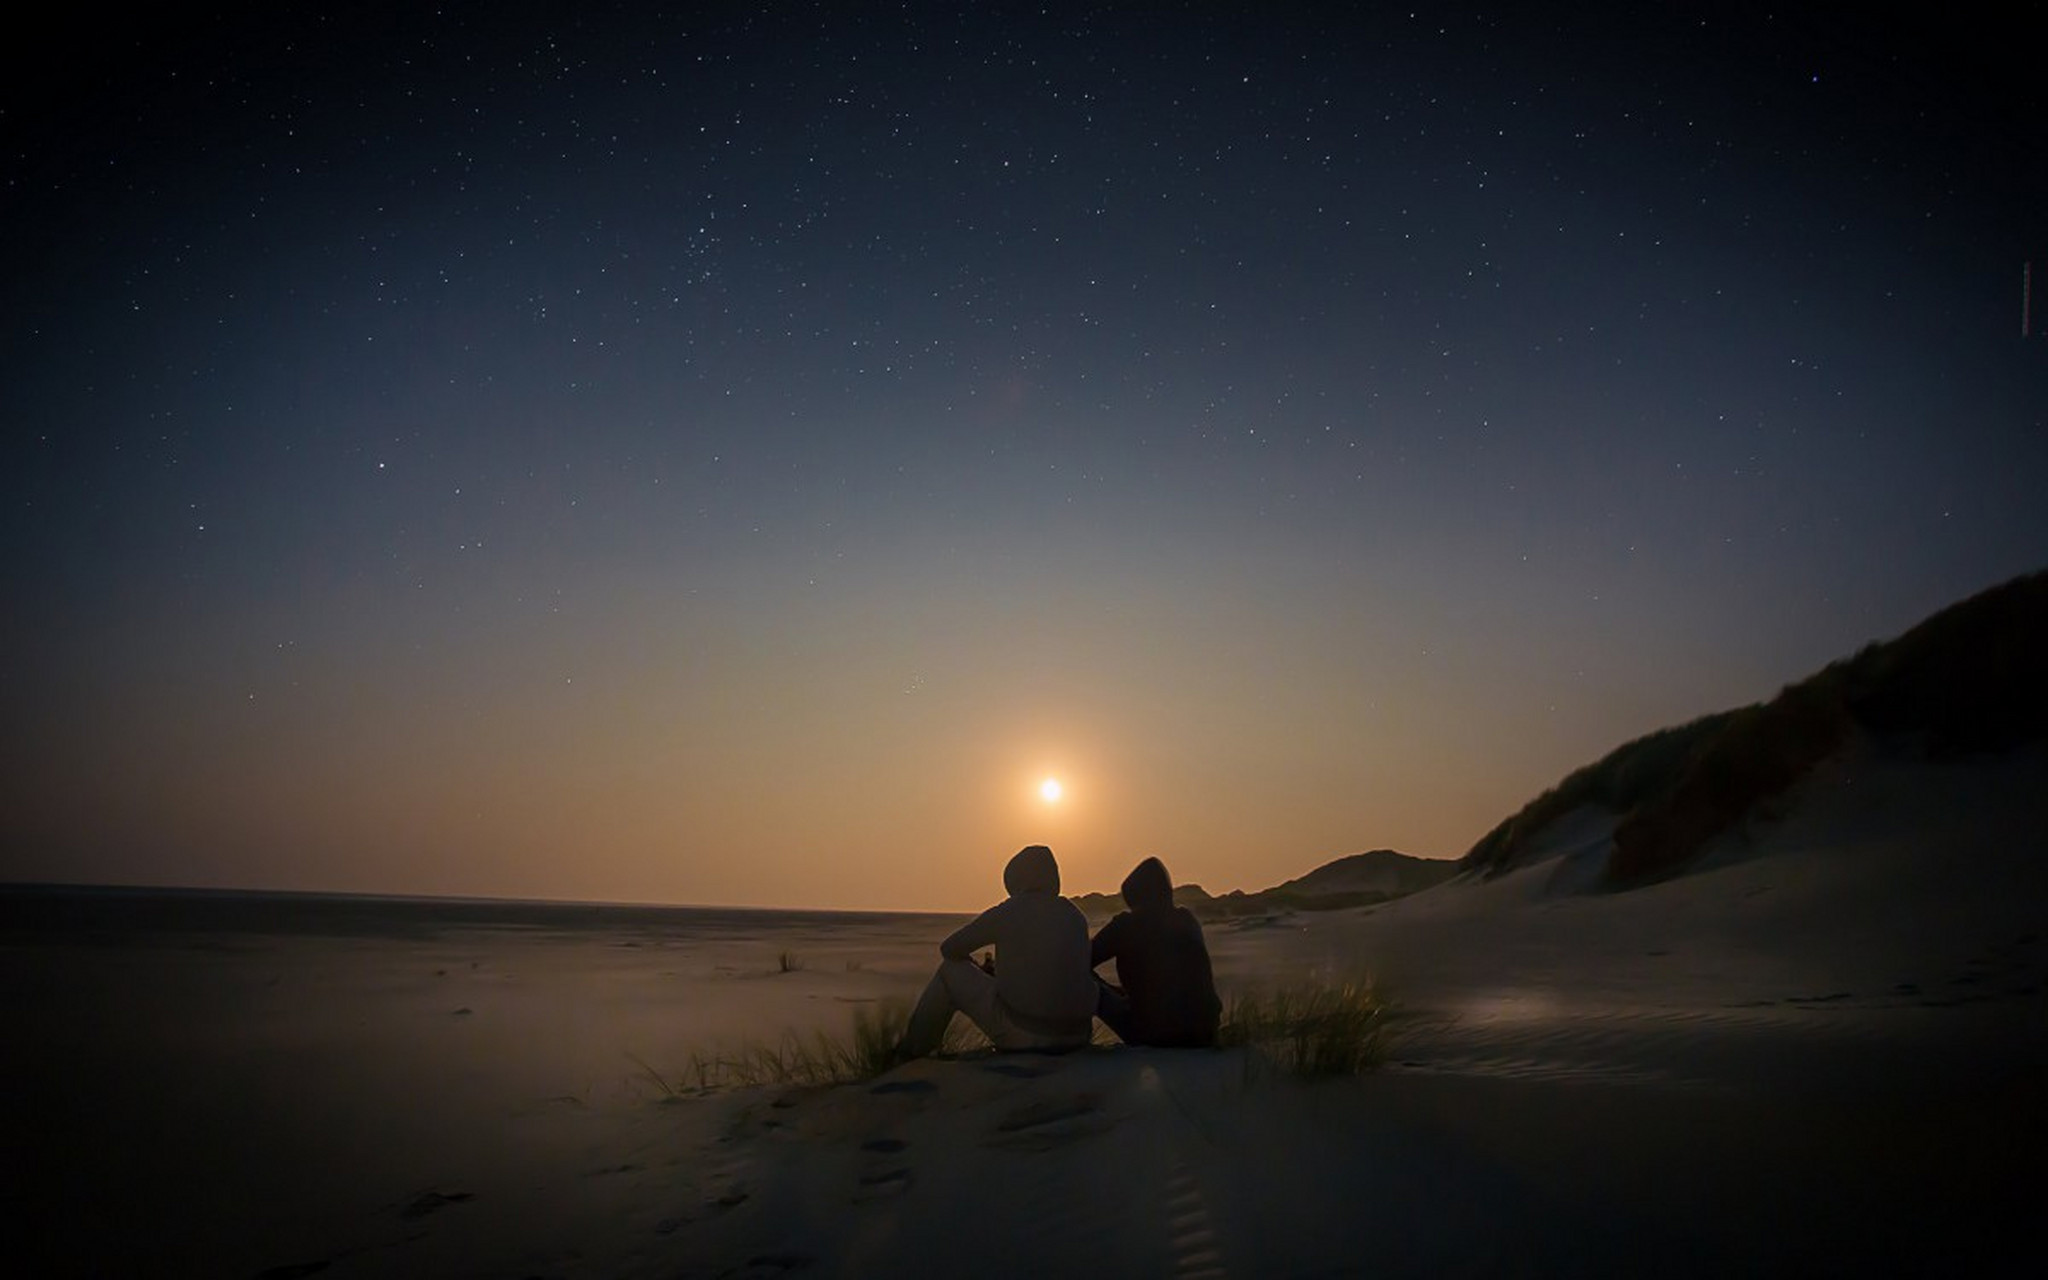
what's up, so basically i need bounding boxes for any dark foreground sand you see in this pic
[5,742,2043,1277]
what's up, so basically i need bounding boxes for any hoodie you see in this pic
[1090,856,1222,1046]
[940,845,1096,1034]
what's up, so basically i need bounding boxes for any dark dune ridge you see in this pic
[1085,568,2048,920]
[1463,568,2048,886]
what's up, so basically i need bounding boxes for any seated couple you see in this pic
[895,844,1221,1058]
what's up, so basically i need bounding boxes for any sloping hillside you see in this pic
[1073,849,1455,920]
[1463,569,2048,887]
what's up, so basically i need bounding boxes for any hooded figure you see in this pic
[1090,856,1222,1047]
[895,845,1097,1059]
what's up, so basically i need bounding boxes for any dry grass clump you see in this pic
[1218,979,1388,1078]
[1462,711,1733,879]
[1842,568,2048,755]
[1611,571,2048,883]
[1606,675,1850,883]
[638,1000,987,1095]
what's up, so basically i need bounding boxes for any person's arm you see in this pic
[1180,908,1224,1015]
[1090,913,1124,968]
[940,901,1002,960]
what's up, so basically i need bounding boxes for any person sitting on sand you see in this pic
[1090,856,1222,1048]
[895,844,1098,1059]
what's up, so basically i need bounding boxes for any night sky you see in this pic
[5,3,2045,911]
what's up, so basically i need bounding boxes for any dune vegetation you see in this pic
[1466,569,2048,886]
[654,974,1391,1094]
[639,1000,936,1095]
[1217,979,1388,1078]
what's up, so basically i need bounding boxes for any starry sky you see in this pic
[4,3,2045,911]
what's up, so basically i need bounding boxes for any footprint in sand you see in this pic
[399,1190,473,1220]
[986,1093,1112,1151]
[1163,1159,1228,1280]
[651,1114,760,1236]
[655,1184,750,1236]
[995,1096,1102,1132]
[853,1135,915,1201]
[854,1166,915,1201]
[726,1251,816,1277]
[981,1059,1058,1079]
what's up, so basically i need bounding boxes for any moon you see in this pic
[1039,777,1063,803]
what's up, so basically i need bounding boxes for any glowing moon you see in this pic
[1039,777,1063,803]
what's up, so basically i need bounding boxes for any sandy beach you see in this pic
[5,739,2044,1278]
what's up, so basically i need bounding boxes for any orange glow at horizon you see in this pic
[2,567,1726,913]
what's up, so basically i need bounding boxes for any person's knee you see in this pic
[937,957,989,997]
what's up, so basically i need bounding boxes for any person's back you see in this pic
[1092,856,1221,1047]
[895,844,1096,1058]
[950,849,1096,1034]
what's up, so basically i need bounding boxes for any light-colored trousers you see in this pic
[899,958,1090,1057]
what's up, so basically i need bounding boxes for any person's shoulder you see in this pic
[962,896,1020,931]
[1010,891,1079,923]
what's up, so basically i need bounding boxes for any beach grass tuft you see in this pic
[649,999,991,1094]
[1218,978,1388,1078]
[775,948,804,973]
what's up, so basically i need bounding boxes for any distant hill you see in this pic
[1269,849,1462,898]
[1072,849,1458,921]
[1463,568,2048,887]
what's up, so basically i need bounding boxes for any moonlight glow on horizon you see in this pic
[1,4,2043,914]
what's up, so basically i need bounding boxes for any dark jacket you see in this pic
[1090,857,1222,1047]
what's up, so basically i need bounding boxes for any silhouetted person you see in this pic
[1090,856,1221,1047]
[896,845,1096,1058]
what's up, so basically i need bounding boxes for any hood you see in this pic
[1120,856,1174,910]
[1003,844,1061,896]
